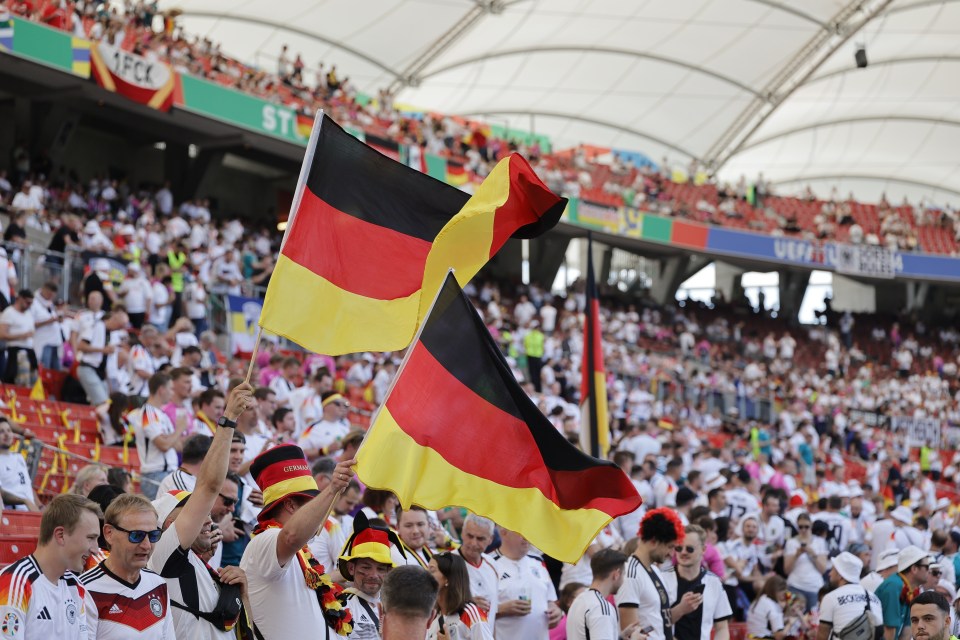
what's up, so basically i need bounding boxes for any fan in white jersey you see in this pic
[0,494,102,640]
[616,507,685,640]
[492,527,562,639]
[660,525,733,640]
[567,548,642,640]
[454,514,500,628]
[79,494,175,640]
[426,553,494,640]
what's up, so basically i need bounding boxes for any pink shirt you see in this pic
[703,543,725,577]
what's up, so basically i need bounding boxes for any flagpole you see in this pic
[324,269,458,523]
[249,111,325,385]
[243,326,264,385]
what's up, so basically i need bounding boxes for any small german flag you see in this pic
[259,113,564,356]
[296,113,313,140]
[445,160,469,187]
[356,272,641,563]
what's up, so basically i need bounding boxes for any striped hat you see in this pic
[250,444,319,521]
[337,512,403,581]
[153,489,192,525]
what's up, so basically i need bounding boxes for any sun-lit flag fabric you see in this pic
[579,234,609,459]
[355,272,642,563]
[259,113,565,356]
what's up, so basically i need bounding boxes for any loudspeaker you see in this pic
[855,46,868,68]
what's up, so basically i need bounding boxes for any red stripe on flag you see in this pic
[281,187,431,300]
[580,298,603,399]
[387,342,636,515]
[489,157,564,258]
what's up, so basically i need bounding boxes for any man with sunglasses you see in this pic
[661,524,732,640]
[80,494,175,640]
[876,545,931,640]
[147,382,255,640]
[297,391,350,462]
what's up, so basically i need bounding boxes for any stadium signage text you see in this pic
[262,105,303,140]
[95,43,171,89]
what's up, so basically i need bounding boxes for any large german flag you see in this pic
[259,113,565,356]
[355,272,641,563]
[579,233,610,459]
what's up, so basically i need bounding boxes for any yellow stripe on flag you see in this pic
[259,254,420,355]
[356,405,612,563]
[418,159,510,321]
[580,371,609,458]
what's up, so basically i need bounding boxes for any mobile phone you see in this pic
[641,626,655,634]
[691,584,706,595]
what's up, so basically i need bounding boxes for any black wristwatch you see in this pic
[217,416,237,429]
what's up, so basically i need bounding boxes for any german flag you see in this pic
[259,113,564,356]
[355,272,641,563]
[579,233,609,459]
[445,159,469,187]
[295,113,313,140]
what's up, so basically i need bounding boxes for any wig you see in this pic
[639,507,685,543]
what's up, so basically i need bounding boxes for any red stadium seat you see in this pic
[0,511,42,536]
[0,537,37,566]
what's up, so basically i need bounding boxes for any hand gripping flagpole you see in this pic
[244,111,326,386]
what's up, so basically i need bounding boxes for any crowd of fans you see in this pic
[7,0,960,256]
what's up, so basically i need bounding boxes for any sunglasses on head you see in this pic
[111,523,162,544]
[218,493,237,507]
[675,545,697,554]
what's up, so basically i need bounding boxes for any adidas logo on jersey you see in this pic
[109,604,123,614]
[36,607,52,620]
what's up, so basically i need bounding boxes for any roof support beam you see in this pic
[704,0,895,172]
[457,109,699,159]
[417,46,762,97]
[806,55,960,85]
[742,0,829,28]
[179,11,403,79]
[738,115,960,154]
[387,2,499,94]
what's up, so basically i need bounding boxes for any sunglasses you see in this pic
[218,494,237,507]
[797,525,811,530]
[111,523,162,544]
[932,570,942,576]
[674,545,698,554]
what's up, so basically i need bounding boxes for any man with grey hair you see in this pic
[455,513,500,627]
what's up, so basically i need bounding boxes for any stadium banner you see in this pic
[227,294,270,354]
[891,415,942,447]
[579,198,960,282]
[823,242,899,279]
[177,74,305,145]
[90,42,175,111]
[8,17,75,74]
[847,408,890,429]
[1,15,13,50]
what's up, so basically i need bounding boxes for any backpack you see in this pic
[834,589,875,640]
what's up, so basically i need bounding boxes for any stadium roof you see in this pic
[167,0,960,204]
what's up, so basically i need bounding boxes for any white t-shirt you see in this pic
[78,320,108,370]
[148,522,235,640]
[723,488,760,522]
[661,568,733,640]
[0,450,33,505]
[341,591,380,640]
[156,469,196,496]
[297,420,349,456]
[814,511,854,555]
[456,549,500,630]
[560,525,623,589]
[131,404,179,474]
[240,528,333,640]
[566,588,619,640]
[819,583,883,639]
[0,555,89,640]
[30,296,62,350]
[615,556,670,640]
[118,276,151,314]
[0,306,34,348]
[492,553,557,640]
[425,605,493,640]
[151,282,171,327]
[784,536,828,592]
[747,594,784,639]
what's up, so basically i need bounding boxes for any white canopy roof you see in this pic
[165,0,960,205]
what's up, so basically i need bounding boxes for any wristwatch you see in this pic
[217,416,237,429]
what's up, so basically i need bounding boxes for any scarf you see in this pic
[252,520,353,636]
[196,410,217,433]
